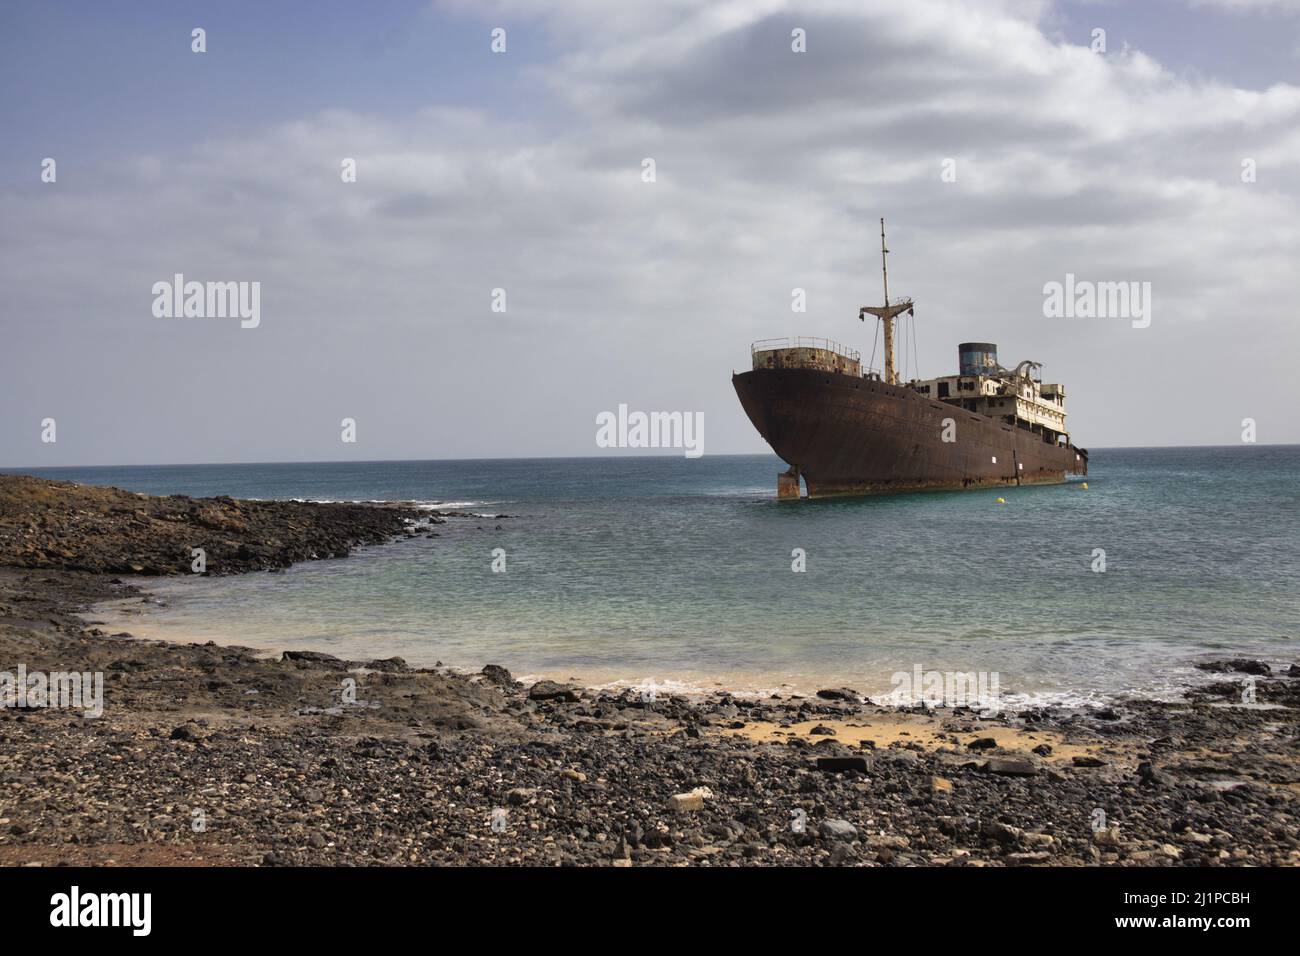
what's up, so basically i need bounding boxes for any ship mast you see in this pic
[860,218,914,385]
[879,219,894,385]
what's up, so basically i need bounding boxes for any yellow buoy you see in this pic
[996,497,1006,504]
[1081,482,1088,489]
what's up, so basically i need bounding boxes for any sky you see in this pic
[2,0,1298,467]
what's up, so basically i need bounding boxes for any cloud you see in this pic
[3,0,1299,466]
[1181,0,1300,12]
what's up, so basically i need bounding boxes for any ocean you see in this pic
[20,446,1300,707]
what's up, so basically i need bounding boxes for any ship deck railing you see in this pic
[751,337,862,362]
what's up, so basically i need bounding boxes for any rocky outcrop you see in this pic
[0,473,423,575]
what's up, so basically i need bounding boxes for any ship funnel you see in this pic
[958,342,998,377]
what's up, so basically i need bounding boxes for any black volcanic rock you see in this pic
[480,664,516,687]
[528,680,581,702]
[1196,659,1272,676]
[0,474,423,575]
[816,688,859,701]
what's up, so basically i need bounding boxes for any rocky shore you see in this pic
[0,475,1297,867]
[0,474,427,575]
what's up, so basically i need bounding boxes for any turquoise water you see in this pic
[19,447,1300,704]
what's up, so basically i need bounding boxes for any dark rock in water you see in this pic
[528,680,581,702]
[1092,708,1121,721]
[366,657,409,672]
[968,737,997,750]
[1196,659,1271,676]
[480,664,516,687]
[1072,755,1108,767]
[816,755,872,774]
[821,819,858,841]
[984,757,1038,777]
[816,687,859,701]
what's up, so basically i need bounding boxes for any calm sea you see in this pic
[18,447,1300,706]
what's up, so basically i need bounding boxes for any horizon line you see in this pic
[3,442,1297,472]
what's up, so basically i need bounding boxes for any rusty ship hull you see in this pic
[732,367,1087,498]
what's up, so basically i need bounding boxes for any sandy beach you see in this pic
[1,474,1297,867]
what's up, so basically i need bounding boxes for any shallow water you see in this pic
[27,447,1300,705]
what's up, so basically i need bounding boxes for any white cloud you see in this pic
[4,0,1299,465]
[1182,0,1300,12]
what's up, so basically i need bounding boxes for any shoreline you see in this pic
[4,565,1297,867]
[86,576,1282,712]
[1,474,1298,866]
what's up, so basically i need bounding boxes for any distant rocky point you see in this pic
[0,473,424,575]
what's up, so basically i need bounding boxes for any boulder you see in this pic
[169,722,203,741]
[480,664,516,687]
[984,756,1039,777]
[528,680,581,702]
[1072,755,1108,768]
[815,755,872,774]
[821,819,858,841]
[667,790,709,813]
[815,688,859,701]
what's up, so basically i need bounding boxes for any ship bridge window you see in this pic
[937,382,950,398]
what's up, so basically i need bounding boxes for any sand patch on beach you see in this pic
[720,715,1137,767]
